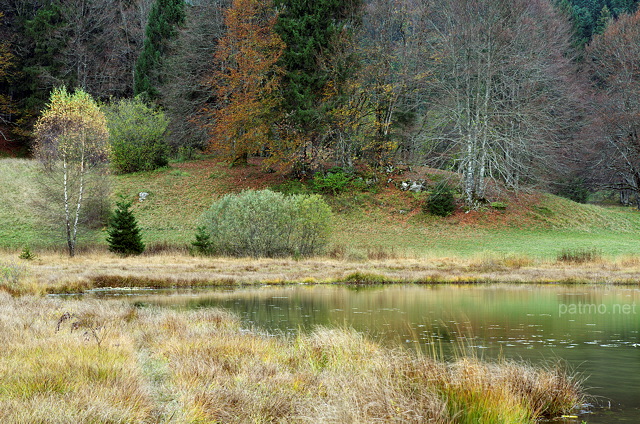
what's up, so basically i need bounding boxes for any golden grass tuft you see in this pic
[0,294,584,423]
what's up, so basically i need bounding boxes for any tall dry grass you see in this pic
[4,249,640,296]
[0,294,584,423]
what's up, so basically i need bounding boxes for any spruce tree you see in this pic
[107,199,145,255]
[594,5,612,34]
[134,0,186,99]
[274,0,362,150]
[425,183,456,217]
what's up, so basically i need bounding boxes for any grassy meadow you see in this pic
[2,157,640,260]
[0,293,583,423]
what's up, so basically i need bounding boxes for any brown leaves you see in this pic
[203,0,285,164]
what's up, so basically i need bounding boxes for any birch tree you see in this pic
[33,87,109,257]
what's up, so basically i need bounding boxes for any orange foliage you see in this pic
[203,0,285,165]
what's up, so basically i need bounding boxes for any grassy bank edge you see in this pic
[3,250,640,296]
[0,294,585,423]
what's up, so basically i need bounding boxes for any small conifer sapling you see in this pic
[107,199,145,255]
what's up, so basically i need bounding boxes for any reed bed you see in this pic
[0,294,583,423]
[2,250,640,296]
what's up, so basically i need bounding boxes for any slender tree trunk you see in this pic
[72,138,86,255]
[62,155,75,257]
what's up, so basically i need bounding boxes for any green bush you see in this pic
[490,201,507,211]
[107,199,145,255]
[105,97,169,174]
[311,168,352,195]
[271,180,309,195]
[425,182,456,217]
[199,190,332,257]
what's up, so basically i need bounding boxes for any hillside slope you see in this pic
[2,157,640,258]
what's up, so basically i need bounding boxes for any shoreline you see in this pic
[3,251,640,295]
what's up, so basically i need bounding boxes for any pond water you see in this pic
[96,284,640,423]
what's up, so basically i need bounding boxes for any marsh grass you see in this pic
[0,295,153,423]
[556,248,603,264]
[3,250,640,296]
[0,294,583,423]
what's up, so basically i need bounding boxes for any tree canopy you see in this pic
[33,87,109,256]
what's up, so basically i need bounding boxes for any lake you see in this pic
[95,284,640,423]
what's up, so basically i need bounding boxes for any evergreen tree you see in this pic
[594,5,612,34]
[191,226,212,255]
[274,0,362,167]
[559,0,639,45]
[106,199,145,255]
[611,0,636,15]
[134,0,185,99]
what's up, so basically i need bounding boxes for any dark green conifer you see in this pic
[107,199,145,255]
[274,0,362,132]
[191,226,212,255]
[425,182,456,217]
[134,0,186,99]
[594,5,612,35]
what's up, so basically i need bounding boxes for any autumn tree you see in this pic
[0,12,15,144]
[33,87,109,257]
[425,0,581,206]
[586,9,640,207]
[203,0,284,166]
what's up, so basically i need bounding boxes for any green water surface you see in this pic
[99,284,640,423]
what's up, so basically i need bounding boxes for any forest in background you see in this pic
[2,0,640,207]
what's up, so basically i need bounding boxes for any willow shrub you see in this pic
[198,190,332,258]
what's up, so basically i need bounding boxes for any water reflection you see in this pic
[94,284,640,423]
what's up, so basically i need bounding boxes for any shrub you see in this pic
[107,199,145,255]
[425,182,456,217]
[0,262,27,294]
[311,168,352,195]
[490,201,507,211]
[271,180,309,195]
[105,97,169,174]
[199,190,332,257]
[556,248,602,263]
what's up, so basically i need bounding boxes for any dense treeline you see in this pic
[1,0,640,206]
